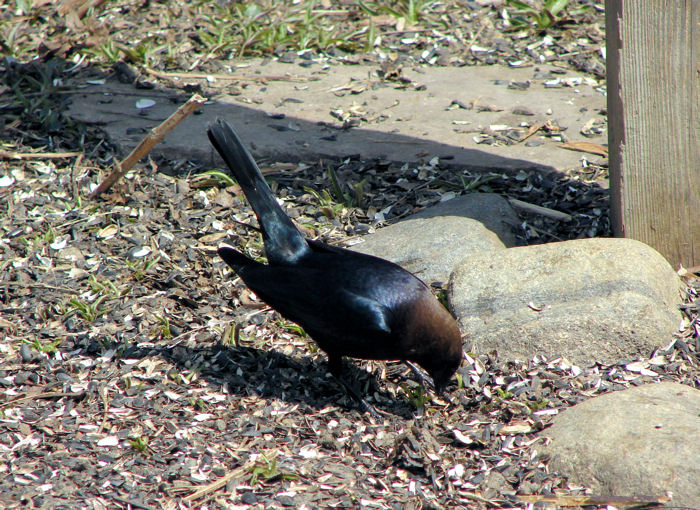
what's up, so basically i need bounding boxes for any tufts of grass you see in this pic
[126,255,161,282]
[1,58,76,134]
[527,397,550,411]
[304,167,367,219]
[304,186,344,220]
[60,274,127,327]
[401,383,431,413]
[23,337,62,355]
[66,295,107,323]
[277,319,307,338]
[123,376,144,393]
[154,313,172,339]
[195,1,362,60]
[129,436,150,455]
[249,454,298,486]
[19,225,57,253]
[504,0,588,31]
[88,275,125,298]
[221,323,240,346]
[167,369,198,385]
[0,0,447,72]
[196,170,237,188]
[243,238,268,264]
[436,289,450,311]
[359,0,429,26]
[86,39,122,65]
[495,387,515,400]
[328,167,367,209]
[0,18,29,57]
[189,397,208,412]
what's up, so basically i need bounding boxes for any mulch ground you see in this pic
[1,147,698,509]
[1,1,698,509]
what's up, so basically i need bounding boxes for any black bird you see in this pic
[208,119,462,410]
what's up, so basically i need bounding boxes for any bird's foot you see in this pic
[336,375,381,419]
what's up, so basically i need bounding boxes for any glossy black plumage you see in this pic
[208,119,463,401]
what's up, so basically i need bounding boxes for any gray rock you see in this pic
[351,194,514,284]
[542,382,700,507]
[449,238,682,364]
[409,193,522,247]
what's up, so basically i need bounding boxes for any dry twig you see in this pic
[509,198,573,222]
[0,149,82,160]
[518,122,545,143]
[559,140,609,157]
[517,494,670,507]
[90,94,207,198]
[184,463,254,503]
[145,68,309,83]
[0,391,85,409]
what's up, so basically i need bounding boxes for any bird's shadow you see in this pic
[113,339,420,419]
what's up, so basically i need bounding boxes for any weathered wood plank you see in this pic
[606,0,699,268]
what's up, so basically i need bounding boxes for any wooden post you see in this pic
[606,0,700,269]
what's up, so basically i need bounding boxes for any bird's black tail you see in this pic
[207,119,310,265]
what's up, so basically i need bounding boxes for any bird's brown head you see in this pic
[421,329,463,394]
[402,291,463,394]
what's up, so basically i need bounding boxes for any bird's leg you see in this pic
[336,375,381,419]
[404,361,436,392]
[328,356,380,419]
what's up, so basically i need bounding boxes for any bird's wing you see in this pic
[207,119,310,265]
[337,290,392,334]
[230,262,393,335]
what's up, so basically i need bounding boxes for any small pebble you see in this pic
[277,495,295,507]
[20,343,34,362]
[278,52,296,63]
[55,371,73,382]
[241,492,258,504]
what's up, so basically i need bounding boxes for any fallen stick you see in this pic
[0,149,82,160]
[517,494,669,507]
[184,450,280,503]
[145,68,309,83]
[558,140,609,157]
[0,390,85,409]
[183,462,254,503]
[508,198,572,222]
[90,93,206,198]
[518,121,544,143]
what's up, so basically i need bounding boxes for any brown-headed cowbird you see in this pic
[208,119,462,411]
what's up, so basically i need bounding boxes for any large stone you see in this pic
[542,382,700,507]
[449,238,682,364]
[351,194,515,285]
[408,193,522,247]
